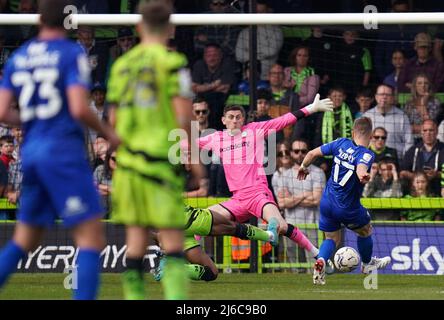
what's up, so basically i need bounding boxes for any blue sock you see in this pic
[357,235,373,264]
[318,239,336,262]
[73,249,101,300]
[0,241,27,287]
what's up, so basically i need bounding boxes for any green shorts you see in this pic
[111,167,185,228]
[184,206,213,237]
[184,236,201,251]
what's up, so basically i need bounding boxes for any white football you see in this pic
[334,247,361,272]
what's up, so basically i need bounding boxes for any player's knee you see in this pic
[201,266,218,281]
[356,224,372,237]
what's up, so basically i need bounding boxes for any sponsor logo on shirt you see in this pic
[219,141,250,153]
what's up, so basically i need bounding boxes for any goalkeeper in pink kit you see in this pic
[197,94,334,259]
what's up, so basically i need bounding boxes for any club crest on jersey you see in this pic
[362,153,372,163]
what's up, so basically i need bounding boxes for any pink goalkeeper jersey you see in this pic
[198,112,302,193]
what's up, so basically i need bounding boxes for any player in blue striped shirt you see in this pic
[298,117,391,285]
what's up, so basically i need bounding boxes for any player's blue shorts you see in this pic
[319,195,371,232]
[18,142,103,228]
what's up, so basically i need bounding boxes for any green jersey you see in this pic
[107,43,191,183]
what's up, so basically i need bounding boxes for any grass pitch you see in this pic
[0,273,442,300]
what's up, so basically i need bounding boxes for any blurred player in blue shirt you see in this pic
[0,0,120,299]
[298,117,391,285]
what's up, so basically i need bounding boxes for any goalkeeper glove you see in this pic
[304,93,334,114]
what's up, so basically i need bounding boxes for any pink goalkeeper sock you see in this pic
[288,226,319,258]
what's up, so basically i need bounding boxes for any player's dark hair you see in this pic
[39,0,71,28]
[138,0,172,34]
[353,117,373,136]
[223,105,246,119]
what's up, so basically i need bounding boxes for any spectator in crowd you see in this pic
[189,97,214,196]
[91,135,109,169]
[268,63,300,112]
[194,0,240,59]
[433,29,444,65]
[236,0,283,80]
[0,135,14,170]
[398,32,444,93]
[353,87,374,119]
[374,0,422,81]
[247,89,284,143]
[192,97,213,134]
[5,148,22,207]
[283,46,319,106]
[7,0,38,46]
[10,126,21,161]
[0,32,10,71]
[315,86,353,148]
[108,0,140,14]
[403,73,442,143]
[108,27,136,68]
[383,49,405,94]
[272,141,293,194]
[76,25,109,84]
[0,159,8,219]
[274,138,325,271]
[86,83,107,146]
[73,0,109,13]
[400,119,444,196]
[268,62,307,141]
[3,127,21,211]
[303,27,337,95]
[363,158,402,220]
[363,84,413,159]
[237,61,270,95]
[334,29,372,99]
[93,151,116,217]
[369,127,399,167]
[192,43,236,130]
[401,171,442,221]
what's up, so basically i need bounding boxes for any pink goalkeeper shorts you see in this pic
[220,186,277,223]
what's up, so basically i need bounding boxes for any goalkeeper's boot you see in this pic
[361,256,391,274]
[325,259,335,275]
[153,256,166,282]
[313,257,326,285]
[122,270,145,300]
[267,217,279,247]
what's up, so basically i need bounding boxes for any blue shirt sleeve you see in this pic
[64,45,91,90]
[357,149,375,170]
[321,138,341,156]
